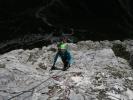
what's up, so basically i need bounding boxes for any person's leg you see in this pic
[62,59,70,71]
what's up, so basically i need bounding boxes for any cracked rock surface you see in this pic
[0,41,133,100]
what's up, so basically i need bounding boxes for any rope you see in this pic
[8,70,62,100]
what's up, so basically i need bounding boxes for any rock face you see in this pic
[0,41,133,100]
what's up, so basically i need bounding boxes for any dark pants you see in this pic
[62,58,70,69]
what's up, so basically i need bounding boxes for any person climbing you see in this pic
[51,40,72,71]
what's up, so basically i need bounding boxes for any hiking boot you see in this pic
[51,66,56,70]
[67,64,70,69]
[62,67,67,71]
[62,65,70,71]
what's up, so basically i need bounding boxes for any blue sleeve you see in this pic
[53,52,59,65]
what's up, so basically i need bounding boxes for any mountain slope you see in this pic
[0,41,133,100]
